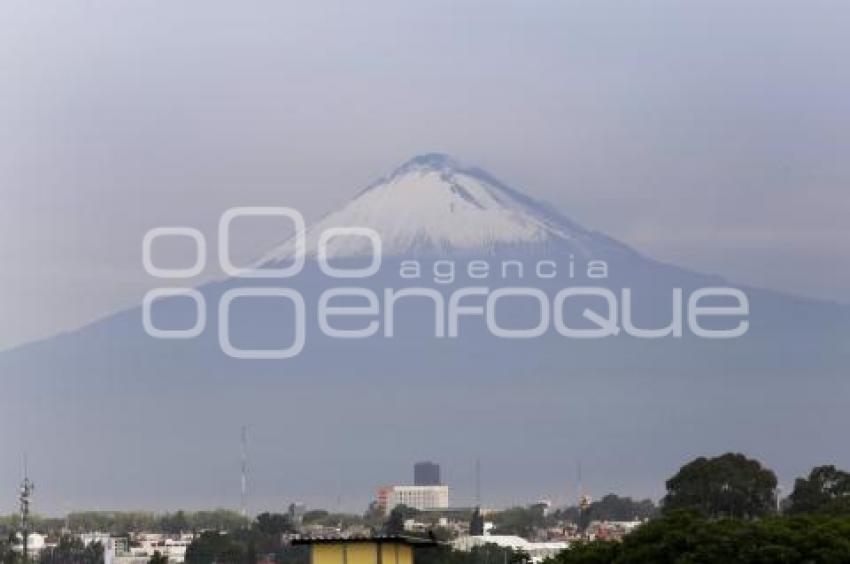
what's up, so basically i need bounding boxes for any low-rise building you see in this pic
[377,485,449,513]
[293,535,436,564]
[11,532,47,556]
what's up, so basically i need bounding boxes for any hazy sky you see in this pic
[1,0,848,349]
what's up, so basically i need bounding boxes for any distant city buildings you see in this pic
[413,461,441,486]
[106,532,193,563]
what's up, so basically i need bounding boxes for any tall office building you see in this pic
[414,461,441,486]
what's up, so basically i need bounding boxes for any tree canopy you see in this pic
[546,511,850,563]
[254,512,296,536]
[489,505,547,538]
[787,464,850,515]
[39,535,104,564]
[578,495,656,530]
[382,504,419,535]
[662,453,777,519]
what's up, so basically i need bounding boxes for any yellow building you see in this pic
[293,535,436,564]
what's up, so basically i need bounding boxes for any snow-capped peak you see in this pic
[263,153,629,260]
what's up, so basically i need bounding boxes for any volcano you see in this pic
[1,155,848,513]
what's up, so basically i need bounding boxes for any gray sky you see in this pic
[1,0,848,349]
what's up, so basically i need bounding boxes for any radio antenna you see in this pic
[241,426,248,517]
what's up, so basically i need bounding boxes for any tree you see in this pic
[490,506,546,538]
[61,510,249,535]
[363,501,385,528]
[148,551,168,564]
[184,531,244,564]
[301,510,330,524]
[546,511,850,563]
[185,527,308,564]
[469,507,485,536]
[254,513,295,536]
[39,536,104,564]
[662,453,777,519]
[577,495,656,530]
[1,535,19,564]
[159,511,189,535]
[545,540,620,564]
[382,505,417,535]
[788,465,850,515]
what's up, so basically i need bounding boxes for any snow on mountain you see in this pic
[263,153,635,261]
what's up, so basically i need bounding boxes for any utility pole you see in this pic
[240,426,248,518]
[19,456,35,562]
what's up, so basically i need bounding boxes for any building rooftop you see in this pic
[292,535,438,547]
